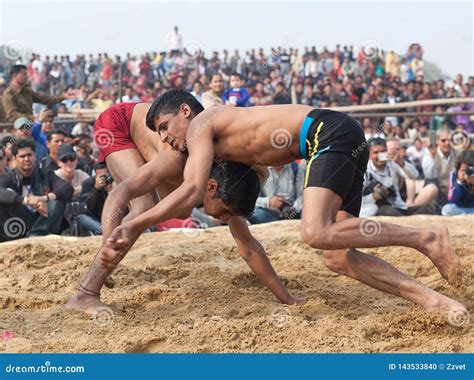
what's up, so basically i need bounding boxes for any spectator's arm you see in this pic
[47,172,74,202]
[394,160,418,179]
[0,174,23,205]
[31,121,42,143]
[32,91,65,106]
[236,88,250,106]
[255,196,270,208]
[451,182,468,207]
[421,153,437,179]
[80,177,102,212]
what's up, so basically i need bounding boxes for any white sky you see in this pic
[0,0,472,78]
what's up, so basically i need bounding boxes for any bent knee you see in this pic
[323,249,348,273]
[300,223,335,249]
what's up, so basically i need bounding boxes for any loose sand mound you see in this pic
[0,216,472,353]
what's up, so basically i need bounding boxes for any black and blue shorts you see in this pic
[299,109,369,216]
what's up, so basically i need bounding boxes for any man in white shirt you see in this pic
[360,138,437,216]
[422,129,461,204]
[166,26,182,56]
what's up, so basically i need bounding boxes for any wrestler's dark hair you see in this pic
[12,138,36,156]
[146,90,204,131]
[210,161,260,217]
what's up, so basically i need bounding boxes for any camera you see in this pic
[101,174,114,185]
[363,179,397,204]
[466,166,474,178]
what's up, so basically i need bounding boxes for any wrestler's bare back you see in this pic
[199,104,313,167]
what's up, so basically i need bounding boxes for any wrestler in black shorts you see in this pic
[299,109,369,216]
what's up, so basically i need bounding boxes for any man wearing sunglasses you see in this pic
[0,138,73,241]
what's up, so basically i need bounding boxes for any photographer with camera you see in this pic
[248,163,304,224]
[441,151,474,216]
[76,162,113,235]
[361,138,436,217]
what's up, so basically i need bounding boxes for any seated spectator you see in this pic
[360,138,437,217]
[202,73,225,109]
[222,72,250,107]
[73,134,95,175]
[250,82,273,106]
[422,128,461,204]
[71,120,93,136]
[40,129,65,173]
[1,136,16,170]
[54,144,90,198]
[248,162,303,224]
[387,138,438,208]
[405,137,428,175]
[77,162,112,235]
[0,139,73,241]
[273,82,292,104]
[441,151,474,216]
[0,147,9,176]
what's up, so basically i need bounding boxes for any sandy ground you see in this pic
[0,216,472,353]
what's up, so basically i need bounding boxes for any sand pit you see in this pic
[0,216,472,353]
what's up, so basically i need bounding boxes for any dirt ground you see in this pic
[0,216,472,353]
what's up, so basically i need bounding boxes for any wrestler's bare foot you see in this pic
[65,291,109,316]
[424,292,468,325]
[422,224,461,283]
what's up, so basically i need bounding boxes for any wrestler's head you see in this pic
[146,89,203,153]
[203,161,260,222]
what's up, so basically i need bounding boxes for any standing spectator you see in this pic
[0,138,73,241]
[166,26,182,55]
[222,72,250,107]
[441,151,474,215]
[2,65,73,123]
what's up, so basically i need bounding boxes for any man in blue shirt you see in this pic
[442,151,474,215]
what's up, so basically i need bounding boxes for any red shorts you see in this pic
[93,102,138,163]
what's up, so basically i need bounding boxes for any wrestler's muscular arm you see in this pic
[100,152,186,241]
[228,216,306,305]
[105,114,215,256]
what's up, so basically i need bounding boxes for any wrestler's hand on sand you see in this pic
[105,222,141,258]
[285,295,307,305]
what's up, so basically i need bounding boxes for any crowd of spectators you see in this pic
[0,31,473,242]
